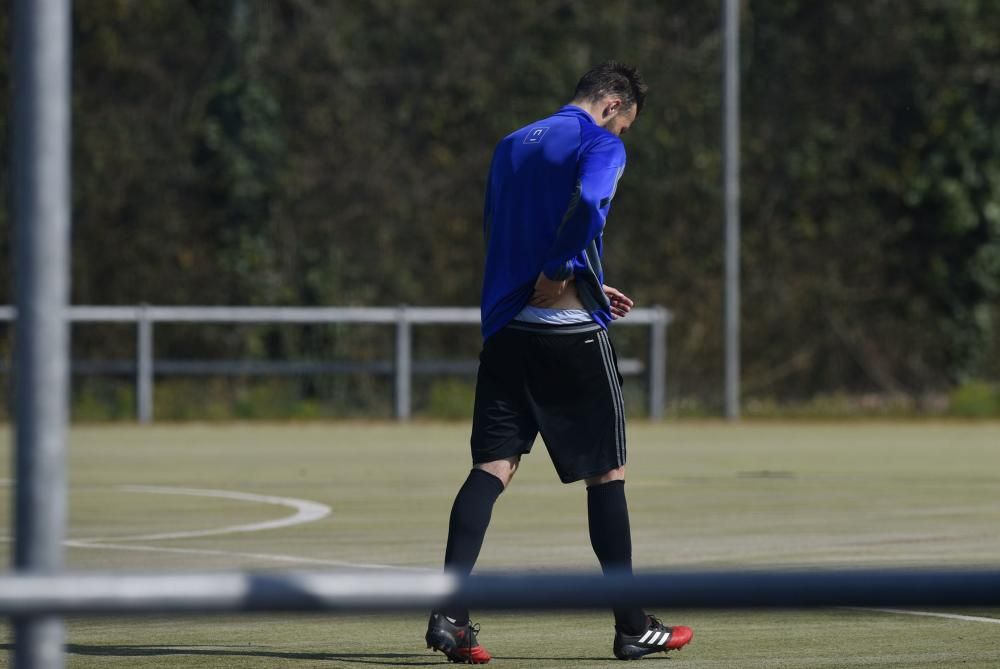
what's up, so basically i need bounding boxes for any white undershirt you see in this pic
[514,305,594,325]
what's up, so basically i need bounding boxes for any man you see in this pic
[425,62,693,663]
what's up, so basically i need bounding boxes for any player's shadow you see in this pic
[5,644,443,666]
[498,656,671,663]
[4,643,630,665]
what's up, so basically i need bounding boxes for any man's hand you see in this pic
[603,284,634,319]
[530,272,569,307]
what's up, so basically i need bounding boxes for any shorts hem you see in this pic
[557,462,626,485]
[471,443,532,465]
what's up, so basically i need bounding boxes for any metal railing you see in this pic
[2,568,1000,615]
[0,305,672,422]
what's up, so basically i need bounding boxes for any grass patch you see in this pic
[1,422,999,667]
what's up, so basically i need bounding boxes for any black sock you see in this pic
[440,468,505,624]
[587,480,648,635]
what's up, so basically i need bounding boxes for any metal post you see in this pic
[648,309,667,420]
[723,0,741,421]
[394,307,411,420]
[137,307,153,423]
[11,0,72,667]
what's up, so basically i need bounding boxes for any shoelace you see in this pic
[467,622,481,664]
[645,615,667,638]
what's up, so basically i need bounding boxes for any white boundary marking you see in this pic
[78,485,332,542]
[0,481,430,571]
[6,482,999,595]
[63,540,431,571]
[850,607,1000,624]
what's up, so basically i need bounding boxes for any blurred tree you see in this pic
[740,0,1000,397]
[0,0,996,414]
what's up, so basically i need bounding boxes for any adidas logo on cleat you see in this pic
[613,616,693,661]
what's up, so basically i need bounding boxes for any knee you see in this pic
[474,456,520,489]
[585,466,625,487]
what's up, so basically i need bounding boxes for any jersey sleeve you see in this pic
[541,134,626,280]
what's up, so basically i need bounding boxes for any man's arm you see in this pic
[540,135,626,281]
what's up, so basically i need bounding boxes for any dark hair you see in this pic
[573,61,648,114]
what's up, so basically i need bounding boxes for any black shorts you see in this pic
[470,321,626,483]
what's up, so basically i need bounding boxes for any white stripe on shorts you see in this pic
[597,330,626,467]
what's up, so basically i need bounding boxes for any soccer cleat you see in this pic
[425,612,492,664]
[613,615,693,660]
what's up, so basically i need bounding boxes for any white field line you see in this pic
[0,481,430,571]
[77,485,332,543]
[6,481,994,593]
[63,539,432,571]
[849,607,1000,624]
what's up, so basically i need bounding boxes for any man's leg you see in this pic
[585,466,648,635]
[586,467,694,658]
[439,456,519,623]
[427,327,532,663]
[526,326,692,657]
[426,457,518,664]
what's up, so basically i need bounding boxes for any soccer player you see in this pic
[424,62,693,663]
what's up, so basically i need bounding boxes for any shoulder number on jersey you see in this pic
[523,126,550,144]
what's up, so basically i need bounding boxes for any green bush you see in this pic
[949,380,1000,417]
[72,380,135,421]
[154,379,235,421]
[744,393,922,419]
[426,379,475,420]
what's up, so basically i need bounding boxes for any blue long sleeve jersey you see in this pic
[480,105,627,340]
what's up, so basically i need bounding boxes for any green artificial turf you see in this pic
[1,421,999,667]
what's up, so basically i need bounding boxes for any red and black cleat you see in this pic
[613,615,693,660]
[426,612,492,664]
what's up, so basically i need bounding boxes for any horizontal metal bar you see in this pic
[0,359,644,377]
[0,305,673,325]
[1,568,999,616]
[0,571,454,616]
[400,308,480,324]
[65,360,398,376]
[100,307,406,324]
